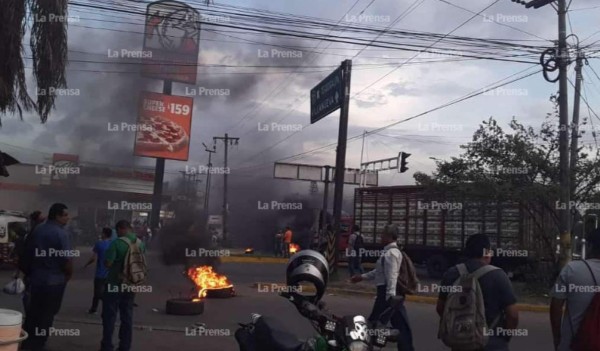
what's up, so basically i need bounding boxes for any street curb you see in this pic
[222,256,287,264]
[251,282,550,313]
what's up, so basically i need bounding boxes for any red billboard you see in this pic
[134,91,193,161]
[142,0,201,84]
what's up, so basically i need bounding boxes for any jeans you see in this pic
[368,285,414,351]
[283,243,290,258]
[101,287,135,351]
[348,254,364,276]
[90,278,107,312]
[22,283,66,351]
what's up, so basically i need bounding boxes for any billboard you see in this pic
[142,0,201,84]
[134,91,193,161]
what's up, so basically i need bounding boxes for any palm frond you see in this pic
[30,0,69,123]
[0,0,34,125]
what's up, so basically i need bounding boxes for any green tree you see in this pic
[0,0,68,124]
[415,96,600,278]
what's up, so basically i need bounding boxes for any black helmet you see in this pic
[286,250,329,304]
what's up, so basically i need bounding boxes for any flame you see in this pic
[245,248,254,254]
[289,243,300,254]
[187,266,233,299]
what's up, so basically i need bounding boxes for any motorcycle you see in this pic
[235,291,400,351]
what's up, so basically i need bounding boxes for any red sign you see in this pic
[134,91,193,161]
[142,1,201,84]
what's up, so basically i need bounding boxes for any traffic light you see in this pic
[525,0,554,9]
[399,152,411,173]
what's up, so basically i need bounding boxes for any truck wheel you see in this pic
[426,255,449,279]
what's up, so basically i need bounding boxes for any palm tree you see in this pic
[0,0,69,124]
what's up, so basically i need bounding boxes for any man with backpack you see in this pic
[436,234,519,351]
[350,224,415,351]
[101,220,147,351]
[348,224,365,276]
[550,228,600,351]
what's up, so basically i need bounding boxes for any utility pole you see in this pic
[517,0,571,268]
[556,0,572,269]
[202,142,217,212]
[359,130,367,187]
[150,80,170,233]
[213,133,239,247]
[332,59,352,274]
[570,47,584,204]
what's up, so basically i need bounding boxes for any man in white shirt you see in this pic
[550,228,600,351]
[350,225,414,351]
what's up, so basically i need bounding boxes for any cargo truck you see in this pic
[352,186,555,278]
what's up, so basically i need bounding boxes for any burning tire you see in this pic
[165,298,205,315]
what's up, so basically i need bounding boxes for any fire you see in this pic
[289,243,300,254]
[187,266,233,300]
[245,248,254,254]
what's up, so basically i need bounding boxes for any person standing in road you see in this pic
[18,210,46,315]
[348,224,364,277]
[101,220,146,351]
[350,225,415,351]
[283,226,293,258]
[550,228,600,351]
[22,203,73,351]
[436,234,519,351]
[274,230,283,257]
[84,227,113,314]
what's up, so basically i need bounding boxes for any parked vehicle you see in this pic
[352,186,554,278]
[0,210,29,266]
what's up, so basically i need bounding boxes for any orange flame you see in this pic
[289,243,300,254]
[187,266,233,299]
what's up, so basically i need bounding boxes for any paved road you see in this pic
[0,250,554,350]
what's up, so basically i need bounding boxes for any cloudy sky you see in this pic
[2,0,600,192]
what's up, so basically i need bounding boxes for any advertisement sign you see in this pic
[142,0,201,84]
[134,91,193,161]
[310,65,343,124]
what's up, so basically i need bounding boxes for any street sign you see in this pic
[310,66,343,124]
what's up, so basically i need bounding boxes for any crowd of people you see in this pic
[15,203,147,351]
[349,226,600,351]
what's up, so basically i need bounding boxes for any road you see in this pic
[0,249,554,350]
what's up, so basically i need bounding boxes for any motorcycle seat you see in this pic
[254,316,306,351]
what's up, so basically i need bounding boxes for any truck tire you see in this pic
[426,255,449,279]
[166,298,205,315]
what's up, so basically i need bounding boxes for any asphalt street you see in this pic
[0,249,555,351]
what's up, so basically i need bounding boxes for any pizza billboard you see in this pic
[142,0,201,84]
[134,91,193,161]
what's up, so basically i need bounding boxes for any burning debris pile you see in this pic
[187,265,235,299]
[289,243,300,255]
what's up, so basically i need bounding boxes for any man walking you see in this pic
[436,234,519,351]
[348,224,364,277]
[551,228,600,351]
[101,220,146,351]
[22,203,73,351]
[84,227,113,314]
[350,224,414,351]
[283,226,293,258]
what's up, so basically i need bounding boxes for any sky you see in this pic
[2,0,600,193]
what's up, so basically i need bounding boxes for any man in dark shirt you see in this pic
[436,234,519,351]
[22,203,73,351]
